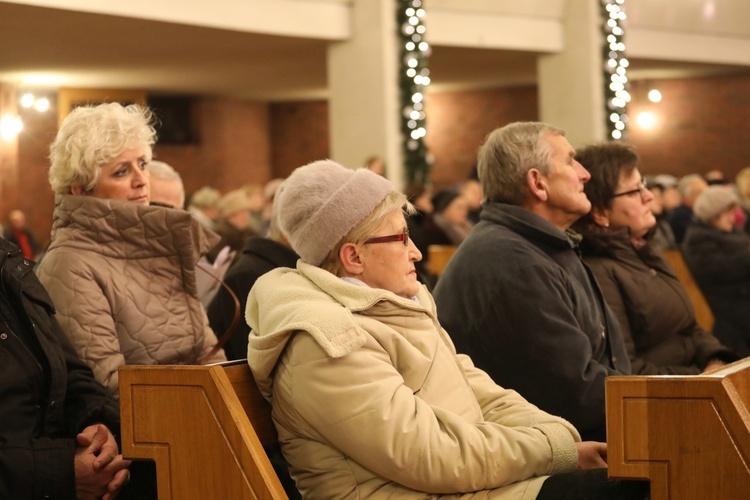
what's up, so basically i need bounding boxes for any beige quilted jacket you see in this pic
[246,262,580,499]
[36,194,226,395]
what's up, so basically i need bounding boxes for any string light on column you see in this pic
[601,0,629,140]
[398,0,431,184]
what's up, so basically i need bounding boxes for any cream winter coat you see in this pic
[36,195,226,395]
[246,262,581,499]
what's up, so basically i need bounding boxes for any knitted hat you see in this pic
[276,159,394,266]
[693,185,738,223]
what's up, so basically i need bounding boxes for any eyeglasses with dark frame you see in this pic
[363,228,410,246]
[611,179,649,201]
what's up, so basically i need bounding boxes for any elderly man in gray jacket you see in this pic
[433,122,631,442]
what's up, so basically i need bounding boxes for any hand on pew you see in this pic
[576,441,608,470]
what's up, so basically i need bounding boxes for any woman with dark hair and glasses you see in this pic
[243,160,652,499]
[572,142,737,375]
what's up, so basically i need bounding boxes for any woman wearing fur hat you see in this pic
[572,143,737,375]
[36,102,225,396]
[683,185,750,356]
[246,160,649,499]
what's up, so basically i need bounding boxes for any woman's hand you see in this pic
[576,441,608,470]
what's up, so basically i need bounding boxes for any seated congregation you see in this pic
[5,104,749,499]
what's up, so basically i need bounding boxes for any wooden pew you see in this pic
[606,358,750,500]
[427,244,457,277]
[119,361,287,499]
[662,249,715,332]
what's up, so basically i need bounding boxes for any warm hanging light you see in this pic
[0,114,23,141]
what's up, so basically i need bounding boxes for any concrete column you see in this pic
[538,0,606,147]
[328,0,404,189]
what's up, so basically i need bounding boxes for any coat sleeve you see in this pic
[287,333,577,494]
[197,306,227,363]
[588,259,701,375]
[36,253,125,395]
[436,253,619,441]
[0,436,77,500]
[56,315,121,435]
[683,230,750,283]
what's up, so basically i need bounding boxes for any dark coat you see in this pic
[0,238,120,499]
[433,203,630,442]
[682,222,750,356]
[580,228,737,374]
[206,219,257,264]
[207,237,298,360]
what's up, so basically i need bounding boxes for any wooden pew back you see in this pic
[662,249,715,332]
[119,362,287,499]
[606,358,750,500]
[427,244,457,277]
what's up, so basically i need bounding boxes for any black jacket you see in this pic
[207,237,298,360]
[580,228,736,374]
[0,238,120,499]
[682,222,750,356]
[433,203,630,442]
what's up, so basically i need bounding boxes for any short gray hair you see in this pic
[147,160,185,208]
[477,122,564,206]
[48,102,156,194]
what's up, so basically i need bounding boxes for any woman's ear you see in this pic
[591,207,610,228]
[70,185,85,196]
[526,169,548,202]
[339,242,365,276]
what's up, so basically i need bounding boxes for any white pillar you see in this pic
[328,0,404,189]
[538,0,606,147]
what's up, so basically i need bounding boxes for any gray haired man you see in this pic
[434,122,631,442]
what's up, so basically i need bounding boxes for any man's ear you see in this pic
[526,168,549,202]
[591,207,610,227]
[339,242,365,276]
[70,185,85,196]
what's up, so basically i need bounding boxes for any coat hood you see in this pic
[246,261,435,398]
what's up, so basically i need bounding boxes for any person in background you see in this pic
[36,102,225,396]
[422,189,474,247]
[704,169,728,186]
[460,177,484,224]
[4,209,41,260]
[433,122,630,442]
[246,159,648,499]
[0,236,133,500]
[207,189,257,263]
[207,184,297,361]
[683,185,750,357]
[363,154,386,177]
[733,166,750,233]
[403,183,435,287]
[259,177,285,236]
[146,160,185,209]
[668,173,708,244]
[242,183,266,234]
[645,176,678,252]
[573,142,737,375]
[187,186,222,231]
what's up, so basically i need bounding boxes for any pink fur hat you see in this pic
[276,159,394,266]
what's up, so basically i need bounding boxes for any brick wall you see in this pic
[426,86,539,189]
[627,74,750,179]
[269,100,330,177]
